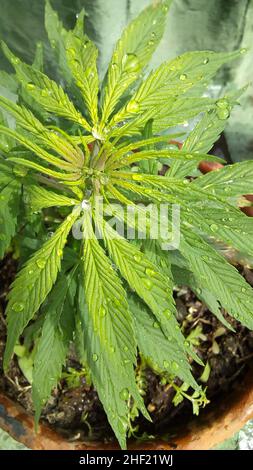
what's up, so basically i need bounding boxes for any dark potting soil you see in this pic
[1,254,253,444]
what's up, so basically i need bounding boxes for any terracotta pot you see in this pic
[1,366,253,450]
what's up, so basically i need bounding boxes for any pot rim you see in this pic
[1,365,253,450]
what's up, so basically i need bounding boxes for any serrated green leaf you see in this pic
[0,125,79,173]
[108,148,222,171]
[180,229,253,330]
[0,95,84,167]
[26,185,79,212]
[32,272,76,424]
[80,210,147,449]
[95,216,195,368]
[1,42,90,131]
[0,177,21,259]
[101,1,171,126]
[65,12,99,126]
[188,205,253,259]
[4,207,80,369]
[45,0,72,85]
[192,160,253,197]
[111,49,244,131]
[172,265,234,331]
[166,91,242,178]
[129,296,198,388]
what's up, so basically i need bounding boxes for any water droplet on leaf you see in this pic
[124,53,140,73]
[13,302,24,312]
[119,388,129,400]
[179,73,187,81]
[36,259,46,269]
[145,268,157,277]
[210,223,218,232]
[143,279,152,290]
[217,107,230,120]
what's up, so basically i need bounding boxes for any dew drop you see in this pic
[36,259,46,269]
[41,89,48,97]
[241,287,246,293]
[203,58,209,64]
[134,254,142,263]
[12,302,24,312]
[11,57,20,65]
[179,73,187,81]
[123,345,129,352]
[57,249,63,257]
[92,353,98,362]
[163,360,169,368]
[217,107,230,120]
[100,305,107,317]
[124,53,140,73]
[153,321,160,329]
[143,278,152,290]
[216,98,228,109]
[145,268,157,277]
[240,47,247,54]
[172,361,179,371]
[26,82,35,91]
[117,416,128,433]
[119,388,129,400]
[163,308,172,319]
[210,223,218,232]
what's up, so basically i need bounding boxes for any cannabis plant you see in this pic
[0,0,253,448]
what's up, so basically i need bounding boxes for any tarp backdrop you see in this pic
[0,0,252,159]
